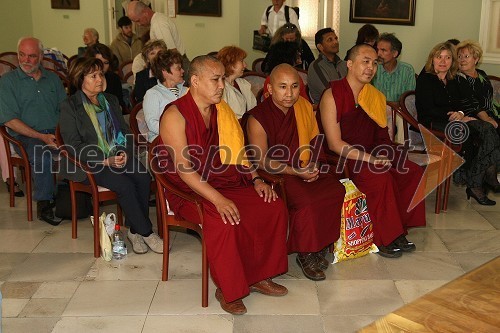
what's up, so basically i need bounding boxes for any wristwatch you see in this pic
[251,176,265,184]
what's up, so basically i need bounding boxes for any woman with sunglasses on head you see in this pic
[83,43,127,112]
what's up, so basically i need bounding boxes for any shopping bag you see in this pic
[333,179,378,263]
[253,30,271,52]
[91,212,113,261]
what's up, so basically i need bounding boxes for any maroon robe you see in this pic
[317,78,426,247]
[247,97,344,253]
[157,92,288,302]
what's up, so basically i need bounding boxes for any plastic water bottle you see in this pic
[112,224,127,260]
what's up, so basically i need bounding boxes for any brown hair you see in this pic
[424,42,458,80]
[141,39,167,64]
[217,46,247,76]
[68,57,104,90]
[150,49,183,83]
[271,23,301,46]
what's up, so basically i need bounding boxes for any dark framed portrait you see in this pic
[176,0,222,17]
[51,0,80,10]
[350,0,416,26]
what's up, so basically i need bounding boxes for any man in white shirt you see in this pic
[258,0,300,36]
[127,0,190,77]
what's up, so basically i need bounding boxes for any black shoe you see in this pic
[393,235,416,252]
[377,243,402,258]
[484,182,500,194]
[466,187,496,206]
[5,179,24,197]
[37,200,62,226]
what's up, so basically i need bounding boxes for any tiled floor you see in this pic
[0,183,499,333]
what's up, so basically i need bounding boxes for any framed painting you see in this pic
[176,0,222,17]
[349,0,416,26]
[51,0,80,10]
[479,0,500,64]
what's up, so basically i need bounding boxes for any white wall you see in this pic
[1,0,33,52]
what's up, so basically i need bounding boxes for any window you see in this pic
[294,0,340,40]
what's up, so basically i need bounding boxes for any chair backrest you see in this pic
[123,71,135,86]
[44,68,71,95]
[0,52,19,67]
[398,90,425,151]
[66,54,78,70]
[119,60,133,81]
[252,58,265,74]
[42,57,67,75]
[297,68,308,86]
[129,102,148,146]
[241,71,267,97]
[489,75,500,104]
[0,59,16,77]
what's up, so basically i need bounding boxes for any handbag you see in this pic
[253,30,271,52]
[55,182,92,220]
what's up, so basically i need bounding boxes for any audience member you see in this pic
[133,39,168,103]
[344,24,379,60]
[59,57,163,254]
[217,46,257,119]
[143,49,187,142]
[127,0,190,76]
[415,42,500,204]
[456,40,499,131]
[318,44,425,257]
[262,41,310,102]
[110,15,143,66]
[267,23,314,70]
[308,28,347,104]
[156,55,289,315]
[84,43,127,111]
[371,33,416,102]
[245,64,344,281]
[78,28,99,57]
[259,0,299,36]
[0,37,67,225]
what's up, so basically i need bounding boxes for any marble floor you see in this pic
[0,182,499,333]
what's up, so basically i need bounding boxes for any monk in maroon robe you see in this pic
[318,44,426,258]
[245,64,344,281]
[157,56,289,315]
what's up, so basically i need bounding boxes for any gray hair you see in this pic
[17,37,43,53]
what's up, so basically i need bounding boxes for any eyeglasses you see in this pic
[283,24,297,30]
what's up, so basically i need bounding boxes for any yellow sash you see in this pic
[216,100,250,167]
[293,96,319,166]
[358,84,387,128]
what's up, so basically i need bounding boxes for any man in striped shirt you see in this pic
[372,33,416,102]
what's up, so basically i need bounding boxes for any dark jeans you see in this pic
[14,130,56,201]
[88,157,153,236]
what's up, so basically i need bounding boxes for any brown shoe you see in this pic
[296,253,326,281]
[316,247,330,271]
[215,288,247,315]
[250,279,288,296]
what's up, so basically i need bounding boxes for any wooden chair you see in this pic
[488,75,500,104]
[396,91,458,214]
[42,57,67,76]
[55,127,123,258]
[45,68,71,95]
[66,54,78,70]
[119,60,133,82]
[0,52,19,68]
[0,59,16,77]
[0,125,33,221]
[241,71,267,98]
[252,57,265,74]
[148,137,209,307]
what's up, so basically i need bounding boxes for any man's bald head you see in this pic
[269,63,299,85]
[347,43,376,62]
[128,1,152,26]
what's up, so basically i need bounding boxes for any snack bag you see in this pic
[333,179,378,263]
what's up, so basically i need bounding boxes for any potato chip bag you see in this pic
[333,179,378,263]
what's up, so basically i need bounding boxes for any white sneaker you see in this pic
[143,233,164,253]
[127,230,148,254]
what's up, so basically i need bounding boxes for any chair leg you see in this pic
[442,177,451,211]
[116,204,123,226]
[70,187,78,239]
[92,201,100,258]
[202,238,208,307]
[25,169,33,221]
[156,196,162,238]
[434,183,442,214]
[162,224,169,281]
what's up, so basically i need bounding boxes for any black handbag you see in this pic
[55,181,93,219]
[253,30,271,52]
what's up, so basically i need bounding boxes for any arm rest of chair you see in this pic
[0,125,31,162]
[155,174,203,205]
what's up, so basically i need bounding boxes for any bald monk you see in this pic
[245,64,344,281]
[317,44,426,258]
[156,55,288,315]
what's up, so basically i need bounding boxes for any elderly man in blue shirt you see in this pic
[0,37,67,225]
